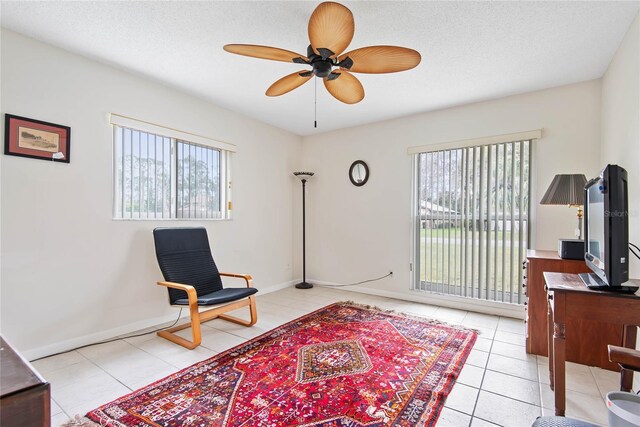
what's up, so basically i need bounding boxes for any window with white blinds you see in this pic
[412,139,532,304]
[112,119,232,220]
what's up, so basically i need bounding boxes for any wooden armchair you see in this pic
[153,227,258,349]
[608,344,640,392]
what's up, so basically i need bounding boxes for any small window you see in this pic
[112,117,232,220]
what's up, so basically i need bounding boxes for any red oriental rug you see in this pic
[85,302,477,426]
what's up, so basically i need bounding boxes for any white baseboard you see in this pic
[25,278,522,360]
[24,312,184,361]
[24,279,299,361]
[258,280,298,295]
[310,279,525,319]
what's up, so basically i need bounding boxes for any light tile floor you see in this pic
[34,287,618,426]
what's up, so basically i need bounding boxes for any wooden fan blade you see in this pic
[340,46,421,74]
[323,70,364,104]
[308,2,354,57]
[223,44,307,63]
[266,71,313,96]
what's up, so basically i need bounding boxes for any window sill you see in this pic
[112,217,232,222]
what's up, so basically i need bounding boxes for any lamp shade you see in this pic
[540,174,587,206]
[293,171,314,180]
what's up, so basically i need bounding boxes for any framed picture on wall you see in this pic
[4,114,71,163]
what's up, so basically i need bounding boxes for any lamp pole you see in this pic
[294,172,314,289]
[575,204,584,240]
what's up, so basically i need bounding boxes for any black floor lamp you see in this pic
[294,171,314,289]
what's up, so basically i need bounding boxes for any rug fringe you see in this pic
[61,415,102,427]
[340,301,480,334]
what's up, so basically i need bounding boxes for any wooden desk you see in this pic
[544,272,640,416]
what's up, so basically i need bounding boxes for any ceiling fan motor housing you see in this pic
[305,44,335,78]
[311,58,333,77]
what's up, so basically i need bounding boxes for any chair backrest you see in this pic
[153,227,224,304]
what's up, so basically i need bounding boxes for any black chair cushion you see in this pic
[153,227,224,304]
[173,287,258,306]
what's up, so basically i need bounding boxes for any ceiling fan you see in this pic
[223,1,421,105]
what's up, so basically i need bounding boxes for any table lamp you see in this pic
[541,174,587,260]
[540,174,587,239]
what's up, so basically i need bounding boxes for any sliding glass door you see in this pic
[413,140,531,304]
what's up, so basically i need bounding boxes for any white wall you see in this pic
[3,16,634,357]
[0,30,302,359]
[301,80,602,314]
[600,11,640,389]
[601,12,640,279]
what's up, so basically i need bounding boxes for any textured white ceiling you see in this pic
[1,1,638,136]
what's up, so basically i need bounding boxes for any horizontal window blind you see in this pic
[413,139,532,304]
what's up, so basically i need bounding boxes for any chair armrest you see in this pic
[157,281,198,303]
[608,345,640,371]
[219,272,253,288]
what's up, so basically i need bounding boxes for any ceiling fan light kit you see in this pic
[223,1,421,106]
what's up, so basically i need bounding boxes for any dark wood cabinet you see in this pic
[525,250,590,355]
[1,337,50,427]
[525,250,626,370]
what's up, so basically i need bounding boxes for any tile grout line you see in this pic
[483,365,539,383]
[440,406,473,425]
[537,355,545,418]
[468,322,497,424]
[469,317,545,422]
[50,352,127,391]
[52,409,73,426]
[56,355,132,419]
[588,366,611,403]
[479,389,544,413]
[471,414,502,426]
[40,352,91,423]
[83,350,135,393]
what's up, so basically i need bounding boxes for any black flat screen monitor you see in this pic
[580,164,636,292]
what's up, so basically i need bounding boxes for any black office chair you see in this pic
[153,227,258,349]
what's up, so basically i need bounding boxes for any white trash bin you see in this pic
[606,391,640,427]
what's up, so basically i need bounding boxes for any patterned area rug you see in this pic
[84,302,477,426]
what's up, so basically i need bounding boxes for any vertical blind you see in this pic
[413,140,531,304]
[176,140,223,219]
[113,126,229,220]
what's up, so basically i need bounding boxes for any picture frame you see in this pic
[4,114,71,163]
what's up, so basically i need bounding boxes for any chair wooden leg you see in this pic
[218,296,258,326]
[157,302,202,350]
[157,297,257,349]
[157,329,201,350]
[620,325,637,392]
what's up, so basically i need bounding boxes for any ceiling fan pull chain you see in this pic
[314,77,318,128]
